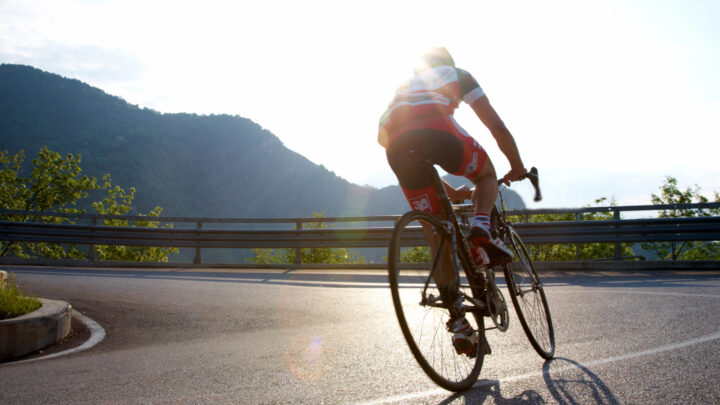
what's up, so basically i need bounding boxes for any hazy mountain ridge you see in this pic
[0,63,522,218]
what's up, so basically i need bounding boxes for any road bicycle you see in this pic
[387,156,555,391]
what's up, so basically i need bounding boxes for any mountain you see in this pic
[0,64,523,219]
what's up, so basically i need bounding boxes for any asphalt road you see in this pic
[1,266,719,404]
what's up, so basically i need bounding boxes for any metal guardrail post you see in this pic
[295,221,303,265]
[88,217,97,261]
[575,212,581,260]
[193,221,203,264]
[613,209,623,260]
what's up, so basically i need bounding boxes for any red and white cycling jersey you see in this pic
[378,65,486,148]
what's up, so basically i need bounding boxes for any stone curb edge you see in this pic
[0,298,72,361]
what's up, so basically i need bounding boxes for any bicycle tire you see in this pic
[502,225,555,359]
[388,210,485,391]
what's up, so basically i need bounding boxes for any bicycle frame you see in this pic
[387,162,553,391]
[421,162,542,328]
[417,162,496,321]
[426,164,477,278]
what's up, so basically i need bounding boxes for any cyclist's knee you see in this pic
[469,158,496,185]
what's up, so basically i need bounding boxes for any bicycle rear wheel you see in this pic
[503,226,555,359]
[388,210,485,391]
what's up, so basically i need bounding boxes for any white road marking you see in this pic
[1,311,105,366]
[587,289,720,299]
[357,288,720,405]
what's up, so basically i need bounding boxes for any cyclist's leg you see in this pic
[439,121,512,261]
[386,129,464,307]
[467,161,513,260]
[468,158,497,216]
[418,211,459,307]
[437,118,495,215]
[387,128,481,355]
[392,185,458,307]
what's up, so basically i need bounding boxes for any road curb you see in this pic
[0,298,72,361]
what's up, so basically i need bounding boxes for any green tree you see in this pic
[0,150,26,210]
[511,198,634,261]
[400,246,431,263]
[641,176,720,260]
[247,212,366,265]
[247,247,292,265]
[91,174,178,262]
[0,147,96,258]
[0,147,177,262]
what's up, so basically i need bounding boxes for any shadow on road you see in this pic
[434,357,618,405]
[440,380,545,404]
[6,266,393,289]
[7,266,720,291]
[542,357,619,405]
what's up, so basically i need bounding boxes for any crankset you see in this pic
[485,286,509,332]
[480,266,509,332]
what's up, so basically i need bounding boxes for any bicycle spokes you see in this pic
[388,210,485,391]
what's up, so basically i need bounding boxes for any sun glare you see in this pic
[3,0,718,205]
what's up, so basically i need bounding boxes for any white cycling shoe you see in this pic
[469,226,513,263]
[451,318,479,357]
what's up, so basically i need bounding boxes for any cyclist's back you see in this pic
[378,46,527,262]
[378,64,486,149]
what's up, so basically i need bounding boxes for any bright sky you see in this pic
[2,0,719,209]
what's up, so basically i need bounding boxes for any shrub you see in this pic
[0,273,42,319]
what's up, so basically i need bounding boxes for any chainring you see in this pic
[486,284,509,332]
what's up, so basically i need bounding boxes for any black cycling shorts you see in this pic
[386,128,487,214]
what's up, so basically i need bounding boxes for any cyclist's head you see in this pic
[419,47,455,69]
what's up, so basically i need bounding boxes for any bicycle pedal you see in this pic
[452,336,475,356]
[481,338,492,355]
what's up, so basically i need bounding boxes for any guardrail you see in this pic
[1,202,719,266]
[0,209,399,265]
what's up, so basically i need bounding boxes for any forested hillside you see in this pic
[0,64,524,218]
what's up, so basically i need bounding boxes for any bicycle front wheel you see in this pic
[503,226,555,359]
[388,210,484,392]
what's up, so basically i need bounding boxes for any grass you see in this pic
[0,273,42,320]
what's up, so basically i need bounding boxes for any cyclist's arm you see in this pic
[470,96,527,183]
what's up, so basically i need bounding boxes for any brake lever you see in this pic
[525,167,542,202]
[497,167,542,202]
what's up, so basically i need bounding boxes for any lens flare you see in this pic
[284,335,332,382]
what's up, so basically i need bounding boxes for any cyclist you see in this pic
[378,47,527,355]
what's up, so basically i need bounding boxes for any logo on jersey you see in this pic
[409,193,432,213]
[464,152,478,176]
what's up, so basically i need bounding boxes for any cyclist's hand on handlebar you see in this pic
[502,167,528,186]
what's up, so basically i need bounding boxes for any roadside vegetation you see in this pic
[247,212,366,265]
[0,273,41,319]
[640,176,720,260]
[379,177,720,265]
[512,177,720,262]
[508,197,635,261]
[0,147,178,262]
[2,146,717,265]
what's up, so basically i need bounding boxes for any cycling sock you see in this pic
[472,213,490,230]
